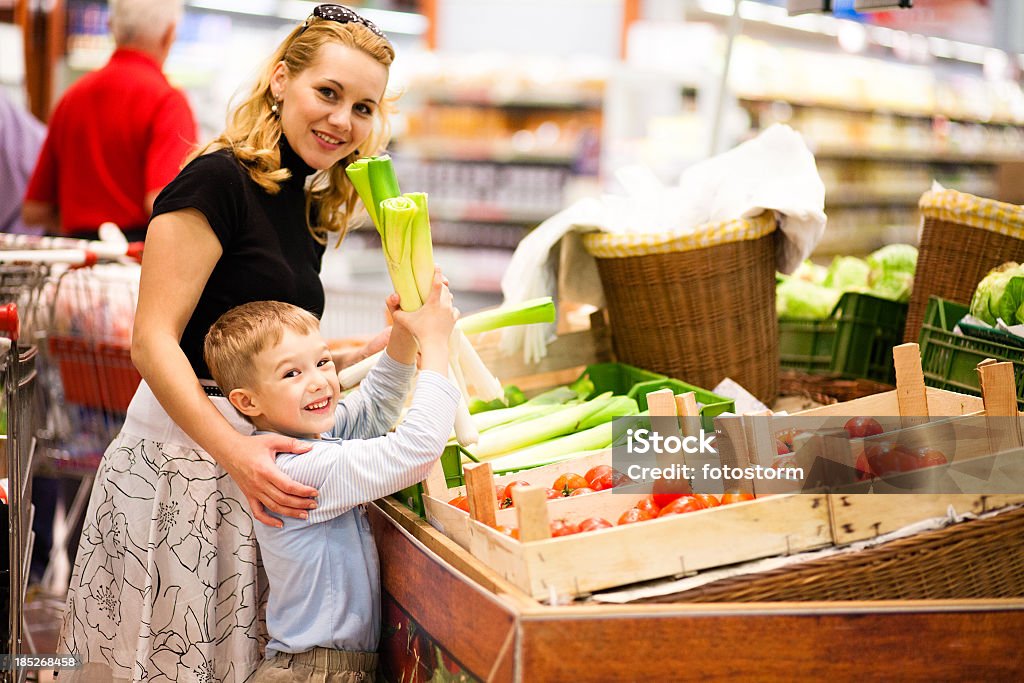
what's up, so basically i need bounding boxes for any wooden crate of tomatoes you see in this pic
[420,344,1024,601]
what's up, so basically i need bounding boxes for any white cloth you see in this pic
[500,124,827,363]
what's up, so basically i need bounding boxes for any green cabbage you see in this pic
[969,262,1024,325]
[824,256,870,291]
[777,277,841,320]
[866,244,917,302]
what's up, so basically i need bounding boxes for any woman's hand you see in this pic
[219,433,319,528]
[330,326,392,369]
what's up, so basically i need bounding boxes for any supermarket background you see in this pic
[4,0,1024,674]
[6,0,1024,326]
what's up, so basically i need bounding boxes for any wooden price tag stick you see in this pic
[464,462,498,528]
[675,391,700,440]
[512,486,551,542]
[647,388,693,495]
[977,359,1022,452]
[893,343,929,428]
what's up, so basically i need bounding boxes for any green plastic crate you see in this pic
[918,296,1024,410]
[779,318,836,373]
[394,443,477,517]
[830,292,908,384]
[393,362,735,516]
[779,292,908,384]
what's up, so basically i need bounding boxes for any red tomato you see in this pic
[544,488,563,500]
[651,492,684,508]
[844,417,884,439]
[693,493,720,508]
[657,496,707,517]
[448,495,470,512]
[578,517,614,532]
[584,465,613,486]
[865,441,896,475]
[855,452,875,482]
[569,487,596,497]
[720,491,755,505]
[617,507,655,525]
[636,496,661,516]
[916,447,948,468]
[776,438,791,455]
[590,472,615,491]
[651,476,690,508]
[549,519,581,537]
[495,485,506,501]
[552,473,588,495]
[876,445,919,476]
[502,480,531,502]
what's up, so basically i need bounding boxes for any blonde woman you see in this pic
[60,6,396,681]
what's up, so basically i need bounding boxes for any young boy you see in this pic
[203,268,460,682]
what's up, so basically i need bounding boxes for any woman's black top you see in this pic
[151,138,326,380]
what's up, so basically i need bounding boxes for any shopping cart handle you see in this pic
[0,302,20,341]
[126,241,145,263]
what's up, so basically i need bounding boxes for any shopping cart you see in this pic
[0,239,142,598]
[1,302,39,683]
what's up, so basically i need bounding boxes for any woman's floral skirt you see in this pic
[58,383,265,682]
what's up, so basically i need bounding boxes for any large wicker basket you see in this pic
[905,189,1024,344]
[640,505,1024,603]
[582,213,779,403]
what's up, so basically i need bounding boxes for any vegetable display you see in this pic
[777,244,918,320]
[968,261,1024,326]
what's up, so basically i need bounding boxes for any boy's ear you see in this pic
[229,388,262,418]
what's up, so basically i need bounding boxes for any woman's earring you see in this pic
[271,98,281,117]
[353,149,360,156]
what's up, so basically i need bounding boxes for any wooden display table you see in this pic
[371,498,1024,682]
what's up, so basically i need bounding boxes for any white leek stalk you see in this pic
[337,298,556,389]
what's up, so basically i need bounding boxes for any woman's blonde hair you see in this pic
[189,17,395,244]
[204,300,322,393]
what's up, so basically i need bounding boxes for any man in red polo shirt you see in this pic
[22,0,197,241]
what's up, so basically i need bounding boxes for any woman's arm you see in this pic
[133,208,318,527]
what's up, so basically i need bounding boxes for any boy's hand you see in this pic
[393,267,458,373]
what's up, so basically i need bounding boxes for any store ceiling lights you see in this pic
[186,0,428,35]
[696,0,1018,70]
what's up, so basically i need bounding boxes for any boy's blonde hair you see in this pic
[188,16,396,245]
[204,301,322,392]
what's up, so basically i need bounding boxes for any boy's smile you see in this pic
[236,328,341,439]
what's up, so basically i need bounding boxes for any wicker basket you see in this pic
[905,189,1024,344]
[582,213,779,404]
[640,505,1024,603]
[779,369,893,406]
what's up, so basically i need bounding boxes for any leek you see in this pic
[379,196,422,311]
[457,297,556,335]
[466,396,615,460]
[491,448,608,475]
[407,192,435,307]
[472,402,567,433]
[577,395,638,431]
[483,423,616,469]
[338,299,558,389]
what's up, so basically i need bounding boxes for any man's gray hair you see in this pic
[109,0,184,47]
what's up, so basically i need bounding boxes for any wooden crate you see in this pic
[424,457,831,600]
[745,348,1024,543]
[422,346,1024,600]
